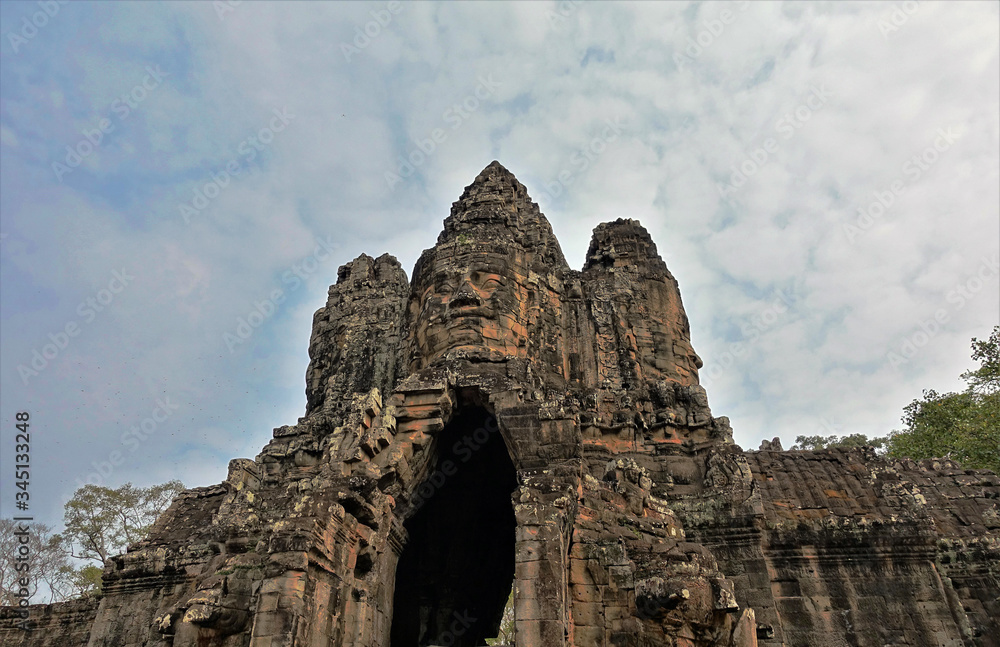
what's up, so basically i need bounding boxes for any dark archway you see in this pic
[390,406,518,647]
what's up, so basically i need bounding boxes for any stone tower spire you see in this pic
[435,160,568,271]
[33,163,998,647]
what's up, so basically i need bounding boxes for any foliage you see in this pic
[2,481,183,604]
[485,587,515,645]
[63,480,184,566]
[886,326,999,473]
[963,326,1000,395]
[0,520,75,604]
[70,564,104,598]
[791,433,886,451]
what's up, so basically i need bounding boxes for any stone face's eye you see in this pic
[422,284,444,304]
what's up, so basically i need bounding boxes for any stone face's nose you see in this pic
[449,280,482,308]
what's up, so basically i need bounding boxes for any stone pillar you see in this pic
[514,499,573,647]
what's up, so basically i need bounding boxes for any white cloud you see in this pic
[0,0,996,526]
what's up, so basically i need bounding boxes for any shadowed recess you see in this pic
[390,406,517,647]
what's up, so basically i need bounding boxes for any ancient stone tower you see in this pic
[2,162,998,647]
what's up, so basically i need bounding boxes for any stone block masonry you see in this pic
[4,162,996,647]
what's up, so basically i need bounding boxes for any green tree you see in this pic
[63,481,184,566]
[485,587,515,646]
[791,434,886,451]
[963,325,1000,393]
[1,482,183,603]
[0,520,75,604]
[886,326,999,473]
[69,564,104,598]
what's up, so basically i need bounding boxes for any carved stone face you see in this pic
[411,243,530,366]
[158,572,252,645]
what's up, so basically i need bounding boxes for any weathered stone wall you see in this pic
[0,598,98,647]
[674,448,1000,647]
[306,252,410,419]
[4,162,997,647]
[580,218,703,388]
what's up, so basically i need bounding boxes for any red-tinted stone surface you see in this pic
[2,162,997,647]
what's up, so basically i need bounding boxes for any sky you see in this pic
[1,1,998,530]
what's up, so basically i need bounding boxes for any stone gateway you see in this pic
[2,162,997,647]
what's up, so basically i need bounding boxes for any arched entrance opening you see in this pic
[390,406,517,647]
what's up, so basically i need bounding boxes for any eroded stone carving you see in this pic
[3,162,997,647]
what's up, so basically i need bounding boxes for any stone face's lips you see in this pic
[446,305,491,317]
